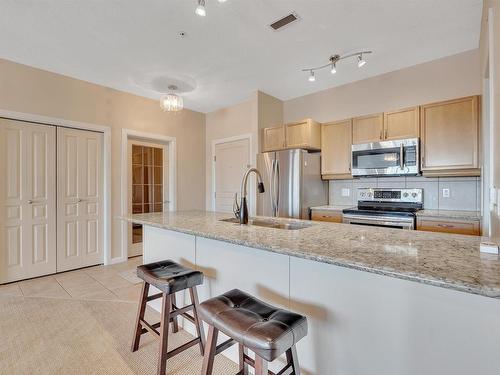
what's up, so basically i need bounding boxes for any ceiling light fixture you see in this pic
[218,0,227,2]
[302,50,372,82]
[160,85,184,112]
[195,0,206,16]
[330,62,337,74]
[357,54,366,68]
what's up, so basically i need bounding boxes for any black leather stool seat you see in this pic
[199,289,308,362]
[136,260,203,295]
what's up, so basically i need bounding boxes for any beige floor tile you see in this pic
[19,276,71,299]
[88,272,134,291]
[79,288,120,301]
[112,284,143,302]
[0,283,23,296]
[55,272,112,299]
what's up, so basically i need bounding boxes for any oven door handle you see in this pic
[343,215,414,229]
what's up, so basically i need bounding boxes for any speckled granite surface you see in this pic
[416,210,481,221]
[121,211,500,299]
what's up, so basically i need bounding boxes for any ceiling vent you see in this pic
[269,12,300,31]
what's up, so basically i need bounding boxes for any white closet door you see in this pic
[0,119,56,283]
[57,127,103,272]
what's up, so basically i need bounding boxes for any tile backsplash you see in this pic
[328,176,481,211]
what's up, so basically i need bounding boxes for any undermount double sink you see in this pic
[220,217,312,230]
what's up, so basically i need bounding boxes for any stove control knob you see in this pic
[403,192,409,198]
[412,193,417,198]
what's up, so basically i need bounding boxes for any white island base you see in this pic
[142,225,500,375]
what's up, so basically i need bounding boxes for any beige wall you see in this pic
[205,93,258,210]
[283,49,481,123]
[0,58,206,261]
[205,91,284,210]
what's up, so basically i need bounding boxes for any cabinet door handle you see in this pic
[437,224,454,228]
[379,130,383,140]
[384,128,388,139]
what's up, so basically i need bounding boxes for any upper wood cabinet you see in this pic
[352,113,383,144]
[262,125,285,152]
[262,119,321,152]
[420,96,480,176]
[321,119,352,179]
[384,107,420,140]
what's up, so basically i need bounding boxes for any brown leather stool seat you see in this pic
[199,289,308,375]
[137,260,203,294]
[131,260,206,375]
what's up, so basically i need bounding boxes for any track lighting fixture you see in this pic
[196,0,228,16]
[195,0,206,16]
[302,51,372,82]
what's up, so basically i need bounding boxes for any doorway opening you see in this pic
[121,129,176,262]
[128,140,169,257]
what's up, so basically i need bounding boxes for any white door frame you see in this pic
[0,109,112,265]
[121,129,177,263]
[211,133,254,214]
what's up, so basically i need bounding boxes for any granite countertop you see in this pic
[416,210,482,221]
[121,211,500,299]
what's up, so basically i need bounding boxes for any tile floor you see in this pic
[0,256,144,302]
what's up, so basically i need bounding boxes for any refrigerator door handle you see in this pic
[270,159,276,216]
[275,159,280,216]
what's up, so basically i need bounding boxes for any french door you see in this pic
[0,119,57,283]
[57,127,104,272]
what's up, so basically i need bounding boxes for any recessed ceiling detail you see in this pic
[0,0,483,113]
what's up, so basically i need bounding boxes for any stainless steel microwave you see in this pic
[351,138,419,177]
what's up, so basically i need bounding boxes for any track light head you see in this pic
[308,70,316,82]
[330,63,337,74]
[195,0,206,16]
[357,54,366,68]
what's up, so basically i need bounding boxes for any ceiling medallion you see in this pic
[302,51,373,82]
[160,85,184,112]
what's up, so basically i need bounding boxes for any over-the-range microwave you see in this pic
[351,137,420,177]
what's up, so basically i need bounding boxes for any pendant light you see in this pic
[160,85,184,112]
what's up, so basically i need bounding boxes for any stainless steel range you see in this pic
[342,188,423,230]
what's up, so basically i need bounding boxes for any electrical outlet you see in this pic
[341,188,350,197]
[442,188,450,198]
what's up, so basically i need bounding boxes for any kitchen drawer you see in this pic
[311,210,343,223]
[416,218,480,236]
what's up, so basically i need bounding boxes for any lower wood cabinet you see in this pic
[416,217,480,236]
[311,209,343,223]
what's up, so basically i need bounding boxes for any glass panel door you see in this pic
[130,143,165,254]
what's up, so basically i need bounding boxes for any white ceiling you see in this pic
[0,0,483,113]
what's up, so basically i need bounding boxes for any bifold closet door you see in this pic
[0,119,56,283]
[57,127,104,272]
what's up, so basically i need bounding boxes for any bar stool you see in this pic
[198,289,308,375]
[131,260,206,375]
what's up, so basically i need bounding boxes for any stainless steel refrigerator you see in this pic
[257,149,328,219]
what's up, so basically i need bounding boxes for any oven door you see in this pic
[343,214,415,230]
[351,138,419,177]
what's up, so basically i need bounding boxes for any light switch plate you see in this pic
[442,188,450,198]
[341,188,350,197]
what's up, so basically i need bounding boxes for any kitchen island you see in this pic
[122,211,500,375]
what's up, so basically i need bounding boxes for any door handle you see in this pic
[275,160,280,217]
[399,144,404,169]
[27,200,34,204]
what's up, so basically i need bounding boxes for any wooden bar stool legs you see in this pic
[131,282,206,375]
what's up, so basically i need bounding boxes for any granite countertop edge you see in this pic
[121,213,500,300]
